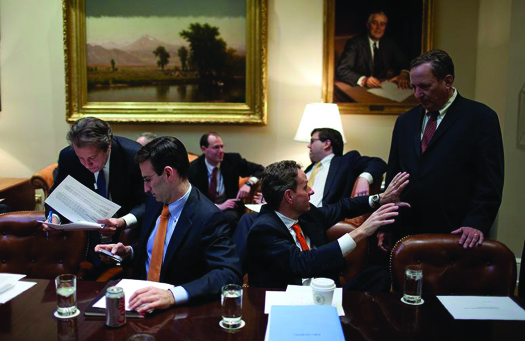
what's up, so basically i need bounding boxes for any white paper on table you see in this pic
[264,285,345,316]
[368,81,413,102]
[0,274,36,304]
[37,221,104,231]
[438,296,525,320]
[93,279,173,311]
[45,175,120,226]
[245,204,263,213]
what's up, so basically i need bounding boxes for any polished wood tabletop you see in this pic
[1,279,524,341]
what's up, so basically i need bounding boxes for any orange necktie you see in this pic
[291,223,310,251]
[147,206,170,282]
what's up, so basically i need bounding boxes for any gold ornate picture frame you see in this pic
[63,0,267,124]
[322,0,433,115]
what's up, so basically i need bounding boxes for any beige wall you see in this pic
[1,0,523,255]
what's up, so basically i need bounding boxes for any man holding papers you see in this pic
[246,160,409,290]
[43,117,145,269]
[96,137,241,313]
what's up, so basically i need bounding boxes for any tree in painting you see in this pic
[178,46,189,71]
[153,46,171,71]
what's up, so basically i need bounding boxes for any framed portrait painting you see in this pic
[63,0,267,124]
[322,0,433,115]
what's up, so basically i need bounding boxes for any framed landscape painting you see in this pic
[63,0,267,124]
[322,0,433,115]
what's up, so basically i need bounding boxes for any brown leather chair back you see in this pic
[390,234,517,296]
[0,211,89,279]
[326,223,367,287]
[30,163,58,198]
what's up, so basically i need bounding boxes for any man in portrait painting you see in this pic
[336,11,409,90]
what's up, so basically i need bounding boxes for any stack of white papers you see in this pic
[265,285,345,316]
[0,273,37,304]
[438,296,525,320]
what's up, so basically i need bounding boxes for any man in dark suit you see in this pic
[378,49,504,251]
[336,11,409,89]
[96,137,241,312]
[43,117,145,269]
[246,160,409,289]
[189,132,264,230]
[304,128,386,207]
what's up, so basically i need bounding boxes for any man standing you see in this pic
[246,160,409,289]
[379,49,504,251]
[96,137,241,312]
[336,11,409,89]
[305,128,386,207]
[44,117,145,269]
[189,132,264,230]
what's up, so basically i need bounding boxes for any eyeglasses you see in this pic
[309,138,322,144]
[142,173,158,183]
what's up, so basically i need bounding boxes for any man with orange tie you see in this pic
[96,137,241,313]
[245,160,409,290]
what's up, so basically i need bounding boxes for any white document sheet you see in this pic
[93,279,173,311]
[37,221,104,231]
[368,81,413,102]
[438,296,525,320]
[45,175,120,227]
[264,285,345,316]
[0,274,37,304]
[245,204,263,213]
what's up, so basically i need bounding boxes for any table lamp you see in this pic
[293,103,346,143]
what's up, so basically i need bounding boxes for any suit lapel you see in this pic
[323,157,340,201]
[220,160,235,197]
[424,96,462,153]
[196,156,209,192]
[108,138,123,205]
[413,107,426,159]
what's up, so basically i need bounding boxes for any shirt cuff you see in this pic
[248,176,259,184]
[51,213,61,224]
[121,213,137,228]
[169,286,190,305]
[358,172,374,184]
[358,76,367,87]
[338,233,357,257]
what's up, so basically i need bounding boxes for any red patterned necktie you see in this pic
[208,167,218,202]
[291,223,310,251]
[421,111,439,153]
[148,206,170,282]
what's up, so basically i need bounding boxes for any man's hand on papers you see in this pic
[390,72,411,90]
[41,215,62,235]
[95,242,131,262]
[129,287,176,314]
[97,217,126,236]
[365,76,382,88]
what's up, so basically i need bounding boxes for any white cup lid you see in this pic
[311,277,336,291]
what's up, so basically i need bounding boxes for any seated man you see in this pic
[96,136,242,312]
[136,132,157,146]
[336,11,409,89]
[188,132,264,232]
[246,160,409,290]
[305,128,386,207]
[43,117,145,271]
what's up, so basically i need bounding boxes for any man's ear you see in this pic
[200,145,207,153]
[444,74,454,89]
[283,189,294,205]
[323,139,332,152]
[164,166,175,181]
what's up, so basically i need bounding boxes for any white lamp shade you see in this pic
[293,103,347,143]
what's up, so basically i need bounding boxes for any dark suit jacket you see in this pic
[246,196,372,288]
[132,188,242,302]
[47,136,146,224]
[188,153,264,201]
[304,151,386,206]
[385,94,504,237]
[336,34,407,87]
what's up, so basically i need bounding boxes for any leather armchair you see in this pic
[390,234,517,296]
[30,163,58,198]
[0,211,92,279]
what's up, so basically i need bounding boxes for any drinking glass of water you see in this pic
[401,265,424,305]
[220,284,245,330]
[55,274,80,318]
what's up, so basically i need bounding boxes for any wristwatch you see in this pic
[371,194,381,208]
[245,181,253,187]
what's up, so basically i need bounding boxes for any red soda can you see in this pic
[106,286,126,327]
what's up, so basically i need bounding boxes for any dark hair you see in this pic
[311,128,344,156]
[261,160,302,210]
[135,136,189,180]
[66,117,113,151]
[410,49,455,81]
[199,132,221,148]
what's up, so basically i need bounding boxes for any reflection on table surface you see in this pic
[1,279,524,341]
[334,81,419,104]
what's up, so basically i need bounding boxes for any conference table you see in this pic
[1,279,525,341]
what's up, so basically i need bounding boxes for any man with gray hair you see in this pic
[43,117,145,272]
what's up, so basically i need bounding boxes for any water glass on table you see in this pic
[401,264,424,305]
[220,284,245,330]
[55,274,80,318]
